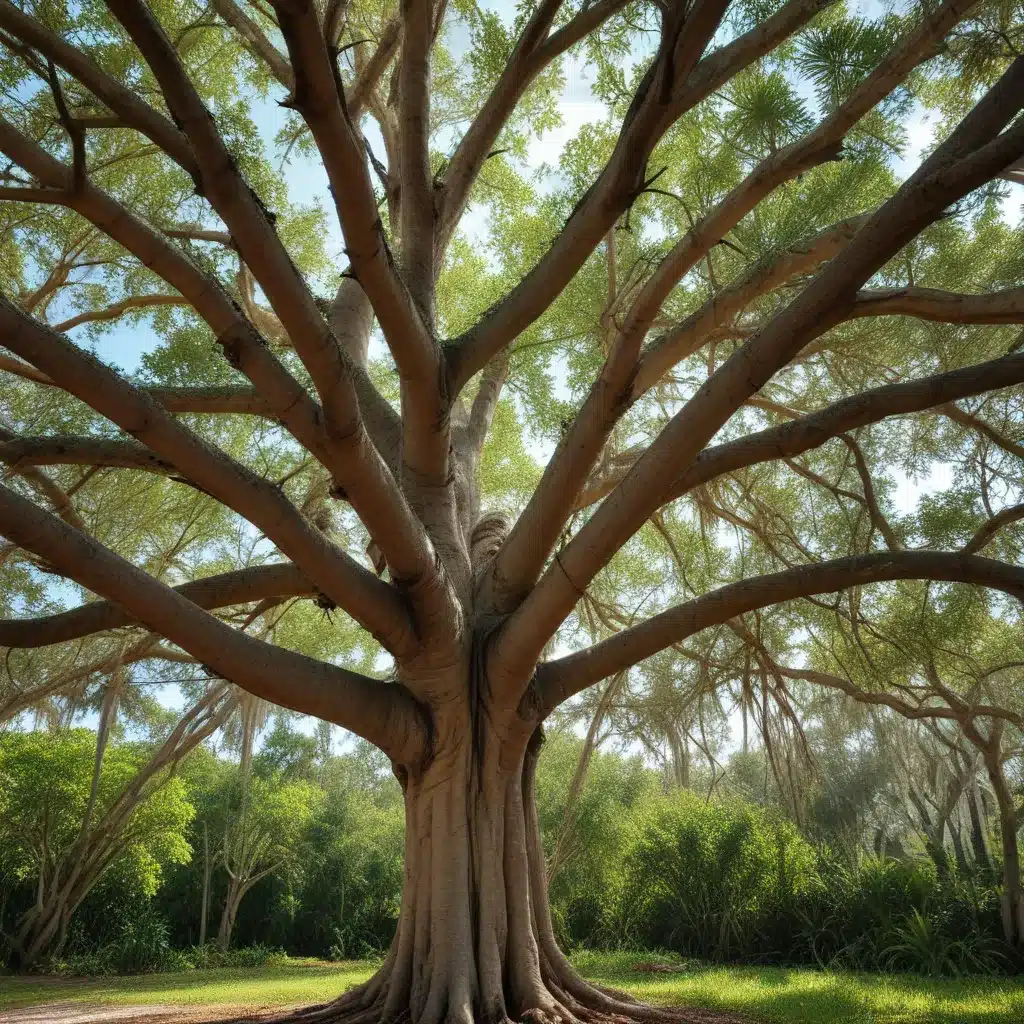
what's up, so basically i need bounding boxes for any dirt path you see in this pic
[0,1004,262,1024]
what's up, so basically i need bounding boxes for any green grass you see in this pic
[1,951,1023,1022]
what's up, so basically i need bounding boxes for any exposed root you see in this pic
[213,956,751,1024]
[209,730,751,1024]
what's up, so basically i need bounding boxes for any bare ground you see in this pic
[0,1003,278,1024]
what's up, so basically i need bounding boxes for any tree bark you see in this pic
[983,748,1024,947]
[200,821,212,948]
[299,703,696,1024]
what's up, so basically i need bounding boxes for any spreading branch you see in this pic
[0,294,416,656]
[496,55,1024,688]
[535,551,1024,713]
[0,483,426,763]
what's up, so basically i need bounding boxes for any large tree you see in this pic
[1,0,1024,1019]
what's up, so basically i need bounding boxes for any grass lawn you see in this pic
[1,951,1023,1023]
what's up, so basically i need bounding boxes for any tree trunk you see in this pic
[967,784,992,874]
[199,820,211,947]
[217,877,243,951]
[301,720,674,1024]
[984,753,1024,946]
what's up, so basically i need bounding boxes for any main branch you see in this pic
[0,483,427,763]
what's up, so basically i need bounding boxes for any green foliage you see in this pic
[0,729,194,899]
[608,790,815,959]
[3,727,1018,979]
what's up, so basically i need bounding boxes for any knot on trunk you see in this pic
[471,511,510,571]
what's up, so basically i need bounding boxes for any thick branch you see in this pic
[850,286,1024,324]
[535,551,1024,711]
[0,117,333,466]
[493,215,868,604]
[635,216,868,393]
[447,0,744,392]
[0,295,416,656]
[0,484,426,763]
[347,18,401,120]
[145,385,273,415]
[0,433,176,475]
[397,0,436,313]
[466,352,509,454]
[0,562,314,648]
[964,503,1024,554]
[578,354,1024,514]
[0,358,275,415]
[105,0,424,533]
[666,353,1024,504]
[273,0,446,485]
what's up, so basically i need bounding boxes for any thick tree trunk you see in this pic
[276,714,720,1024]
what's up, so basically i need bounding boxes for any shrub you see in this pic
[608,790,816,960]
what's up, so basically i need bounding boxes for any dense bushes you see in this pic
[544,786,1011,975]
[607,791,815,959]
[2,729,1019,977]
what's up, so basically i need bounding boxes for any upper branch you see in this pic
[0,117,334,467]
[637,0,981,311]
[0,426,85,531]
[397,0,436,314]
[0,434,176,475]
[964,503,1024,553]
[496,56,1024,686]
[850,286,1024,324]
[0,562,314,648]
[446,0,744,393]
[534,551,1024,713]
[488,215,868,608]
[0,356,274,415]
[0,0,199,176]
[272,0,447,486]
[211,0,294,89]
[436,0,629,253]
[662,351,1024,504]
[104,0,441,590]
[0,484,427,764]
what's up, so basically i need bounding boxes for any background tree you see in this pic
[0,0,1023,1020]
[214,771,320,950]
[0,723,202,966]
